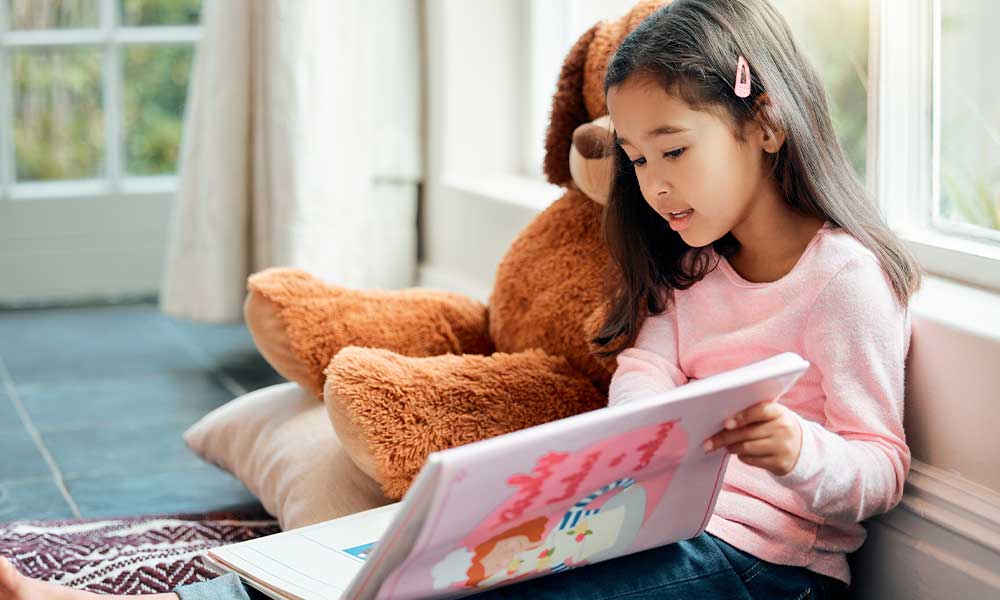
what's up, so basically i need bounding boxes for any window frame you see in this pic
[873,0,1000,292]
[524,0,569,179]
[524,0,1000,292]
[0,0,201,202]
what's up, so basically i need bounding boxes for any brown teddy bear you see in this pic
[243,0,666,500]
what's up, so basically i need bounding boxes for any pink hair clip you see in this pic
[734,55,751,98]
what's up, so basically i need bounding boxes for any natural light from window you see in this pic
[1,0,200,188]
[937,0,999,238]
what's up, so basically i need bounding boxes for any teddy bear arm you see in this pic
[323,346,607,499]
[245,267,493,398]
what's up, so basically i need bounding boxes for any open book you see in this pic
[203,352,810,599]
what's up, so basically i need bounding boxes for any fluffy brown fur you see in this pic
[324,347,606,499]
[246,269,493,397]
[244,0,669,500]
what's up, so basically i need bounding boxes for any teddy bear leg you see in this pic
[244,288,319,395]
[323,347,606,500]
[244,267,494,398]
[324,378,380,483]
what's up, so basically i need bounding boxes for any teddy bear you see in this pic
[242,0,666,501]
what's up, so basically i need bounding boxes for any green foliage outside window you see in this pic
[123,45,194,176]
[7,0,200,182]
[13,47,104,181]
[120,0,200,27]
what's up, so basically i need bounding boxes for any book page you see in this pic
[341,458,443,600]
[207,503,400,600]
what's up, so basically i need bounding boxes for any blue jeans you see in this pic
[470,532,844,599]
[175,532,845,599]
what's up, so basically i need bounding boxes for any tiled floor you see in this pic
[0,301,287,522]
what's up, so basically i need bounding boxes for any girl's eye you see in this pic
[629,148,684,168]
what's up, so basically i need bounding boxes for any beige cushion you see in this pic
[183,382,392,530]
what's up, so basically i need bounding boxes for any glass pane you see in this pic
[119,0,201,26]
[7,0,99,30]
[770,0,869,180]
[12,47,104,181]
[123,44,194,176]
[938,0,1000,233]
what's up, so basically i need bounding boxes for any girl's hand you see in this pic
[702,400,803,476]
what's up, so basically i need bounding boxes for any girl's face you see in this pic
[606,76,779,248]
[480,535,537,577]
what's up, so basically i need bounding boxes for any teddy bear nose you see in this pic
[572,124,615,160]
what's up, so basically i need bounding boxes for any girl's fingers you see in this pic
[722,437,775,457]
[703,420,774,451]
[723,400,782,430]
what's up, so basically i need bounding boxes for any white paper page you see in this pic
[209,504,400,600]
[342,458,443,600]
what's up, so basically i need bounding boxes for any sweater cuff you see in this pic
[770,413,824,487]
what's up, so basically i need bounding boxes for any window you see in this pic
[936,0,999,239]
[524,0,636,177]
[874,0,1000,291]
[783,0,1000,290]
[769,0,869,181]
[525,1,869,181]
[524,0,999,290]
[0,0,201,199]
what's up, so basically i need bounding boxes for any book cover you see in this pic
[206,352,810,600]
[350,352,809,599]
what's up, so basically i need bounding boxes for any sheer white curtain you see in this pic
[160,0,421,323]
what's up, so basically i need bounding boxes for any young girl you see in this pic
[0,1,918,599]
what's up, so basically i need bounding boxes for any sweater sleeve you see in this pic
[772,256,912,523]
[608,304,689,407]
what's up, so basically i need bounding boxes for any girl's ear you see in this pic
[543,23,599,188]
[751,93,786,154]
[761,124,786,155]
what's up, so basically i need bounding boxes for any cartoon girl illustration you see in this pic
[464,516,549,587]
[430,418,686,593]
[463,477,647,589]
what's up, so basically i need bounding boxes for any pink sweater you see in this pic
[608,222,911,585]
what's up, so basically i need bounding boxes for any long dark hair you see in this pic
[593,0,921,355]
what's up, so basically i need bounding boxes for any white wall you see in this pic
[420,0,562,300]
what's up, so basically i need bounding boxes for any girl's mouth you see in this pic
[665,209,694,232]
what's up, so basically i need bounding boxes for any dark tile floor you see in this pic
[0,301,287,522]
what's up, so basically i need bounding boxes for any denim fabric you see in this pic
[173,572,273,600]
[172,533,847,599]
[470,533,847,600]
[174,573,251,600]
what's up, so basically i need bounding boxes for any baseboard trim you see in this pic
[851,461,1000,598]
[896,461,1000,554]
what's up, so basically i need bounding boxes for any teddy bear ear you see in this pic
[543,23,599,189]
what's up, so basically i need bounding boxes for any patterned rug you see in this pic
[0,511,281,594]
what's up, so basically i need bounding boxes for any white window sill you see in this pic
[439,171,564,213]
[437,172,1000,347]
[899,227,1000,293]
[911,274,1000,345]
[4,177,179,201]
